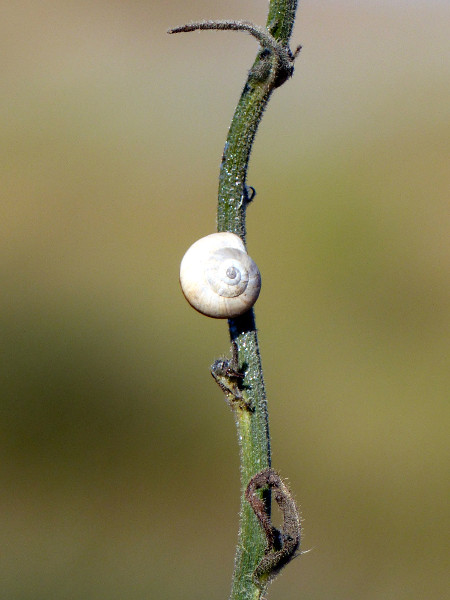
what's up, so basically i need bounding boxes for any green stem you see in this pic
[217,3,299,599]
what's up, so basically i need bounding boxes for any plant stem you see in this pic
[216,2,299,599]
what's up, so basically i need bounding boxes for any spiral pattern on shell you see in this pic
[180,232,261,318]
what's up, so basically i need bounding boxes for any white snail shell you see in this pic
[180,232,261,318]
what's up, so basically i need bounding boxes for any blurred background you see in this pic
[1,1,449,599]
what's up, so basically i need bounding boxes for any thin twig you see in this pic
[170,2,301,599]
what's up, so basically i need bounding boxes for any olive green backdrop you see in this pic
[1,1,448,599]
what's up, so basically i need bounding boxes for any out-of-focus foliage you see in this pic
[1,2,448,599]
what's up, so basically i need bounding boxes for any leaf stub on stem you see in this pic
[211,342,254,412]
[245,468,301,588]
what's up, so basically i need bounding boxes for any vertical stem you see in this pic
[217,3,299,599]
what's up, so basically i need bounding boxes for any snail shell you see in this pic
[180,232,261,318]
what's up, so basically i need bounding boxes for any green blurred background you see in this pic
[1,1,449,599]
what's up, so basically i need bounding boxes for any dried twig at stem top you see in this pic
[168,20,301,86]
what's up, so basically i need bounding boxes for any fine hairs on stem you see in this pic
[171,2,302,599]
